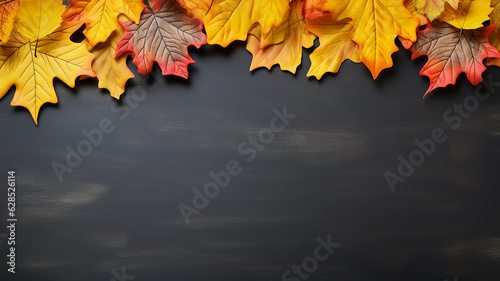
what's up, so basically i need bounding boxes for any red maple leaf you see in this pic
[409,22,500,96]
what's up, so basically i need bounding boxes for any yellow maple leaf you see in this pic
[246,0,316,73]
[306,16,361,79]
[338,0,420,78]
[83,26,134,100]
[177,0,213,20]
[412,0,459,21]
[0,0,20,44]
[64,0,145,46]
[203,0,290,47]
[446,0,492,29]
[0,0,94,124]
[435,0,469,21]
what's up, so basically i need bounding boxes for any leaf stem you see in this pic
[144,0,153,12]
[34,39,39,58]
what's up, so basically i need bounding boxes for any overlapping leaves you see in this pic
[240,0,500,93]
[0,0,93,124]
[2,0,500,124]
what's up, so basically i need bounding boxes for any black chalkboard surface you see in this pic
[1,43,500,281]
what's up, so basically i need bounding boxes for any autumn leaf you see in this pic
[203,0,290,47]
[486,0,500,67]
[337,0,420,78]
[302,0,327,19]
[306,16,360,79]
[446,0,492,30]
[302,0,349,20]
[412,0,459,21]
[253,0,304,48]
[409,23,500,96]
[0,0,20,44]
[116,0,206,78]
[246,0,316,73]
[399,0,429,49]
[177,0,213,20]
[17,0,65,39]
[64,0,145,46]
[0,0,94,124]
[405,0,430,26]
[435,0,469,22]
[84,27,134,99]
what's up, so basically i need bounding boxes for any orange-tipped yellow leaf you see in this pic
[336,0,420,78]
[85,27,134,99]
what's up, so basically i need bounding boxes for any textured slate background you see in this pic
[1,42,500,281]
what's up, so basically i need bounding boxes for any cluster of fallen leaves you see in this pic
[1,0,500,123]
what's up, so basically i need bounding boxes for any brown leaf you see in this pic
[116,0,206,78]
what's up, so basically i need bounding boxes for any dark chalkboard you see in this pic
[1,42,500,281]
